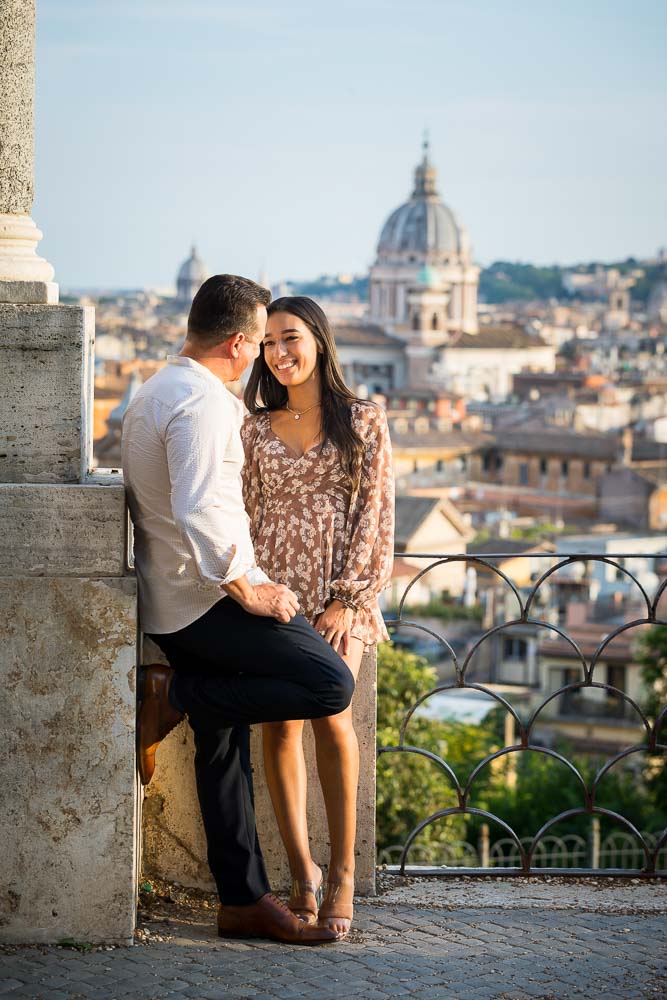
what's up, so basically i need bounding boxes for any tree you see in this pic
[636,625,667,812]
[376,640,666,865]
[376,643,500,859]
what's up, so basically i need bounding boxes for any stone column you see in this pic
[0,0,57,303]
[0,1,138,945]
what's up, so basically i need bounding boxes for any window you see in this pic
[583,462,591,479]
[436,459,444,473]
[607,664,626,693]
[431,312,439,330]
[561,459,569,477]
[539,458,547,475]
[412,313,420,331]
[519,463,528,486]
[503,638,527,660]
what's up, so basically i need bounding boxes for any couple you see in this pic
[122,274,394,945]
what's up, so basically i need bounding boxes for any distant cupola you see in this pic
[176,245,209,306]
[369,136,478,337]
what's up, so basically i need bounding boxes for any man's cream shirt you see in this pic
[122,356,269,635]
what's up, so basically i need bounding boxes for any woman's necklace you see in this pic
[284,401,321,421]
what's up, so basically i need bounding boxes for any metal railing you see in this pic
[379,551,667,878]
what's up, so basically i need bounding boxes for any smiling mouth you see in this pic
[275,360,297,372]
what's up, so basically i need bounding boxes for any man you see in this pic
[122,274,354,945]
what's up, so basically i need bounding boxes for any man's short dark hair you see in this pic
[187,274,271,345]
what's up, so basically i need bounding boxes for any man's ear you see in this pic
[227,332,245,357]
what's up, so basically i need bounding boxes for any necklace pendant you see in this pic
[294,413,301,420]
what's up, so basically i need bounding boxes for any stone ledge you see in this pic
[375,873,667,912]
[0,483,129,576]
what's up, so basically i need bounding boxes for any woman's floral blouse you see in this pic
[241,401,395,646]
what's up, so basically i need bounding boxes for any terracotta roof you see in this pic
[391,556,424,579]
[332,324,404,348]
[491,429,619,460]
[453,325,549,350]
[390,429,491,450]
[468,538,555,557]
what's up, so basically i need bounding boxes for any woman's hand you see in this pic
[315,600,354,655]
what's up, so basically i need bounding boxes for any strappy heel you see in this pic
[288,877,323,925]
[317,881,354,939]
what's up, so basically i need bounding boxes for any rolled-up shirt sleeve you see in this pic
[164,390,266,588]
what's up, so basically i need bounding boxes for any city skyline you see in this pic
[35,0,667,289]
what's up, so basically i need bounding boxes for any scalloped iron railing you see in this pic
[379,551,667,878]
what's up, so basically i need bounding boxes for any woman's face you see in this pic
[263,312,321,387]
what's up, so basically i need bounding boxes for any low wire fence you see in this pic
[379,551,667,877]
[378,824,667,870]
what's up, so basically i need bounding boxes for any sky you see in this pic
[34,0,667,290]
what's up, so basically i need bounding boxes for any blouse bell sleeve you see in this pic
[329,404,395,610]
[240,416,264,545]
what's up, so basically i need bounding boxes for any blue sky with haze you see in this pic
[34,0,666,289]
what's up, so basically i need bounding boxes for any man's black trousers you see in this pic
[148,597,355,905]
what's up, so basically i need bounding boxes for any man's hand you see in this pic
[222,576,299,622]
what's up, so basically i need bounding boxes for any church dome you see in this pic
[377,143,462,257]
[177,246,208,284]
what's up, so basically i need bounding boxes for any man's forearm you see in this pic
[220,575,255,607]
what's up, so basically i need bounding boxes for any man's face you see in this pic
[235,304,266,376]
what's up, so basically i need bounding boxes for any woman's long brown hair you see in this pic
[243,296,366,491]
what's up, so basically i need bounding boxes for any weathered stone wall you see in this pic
[142,639,377,896]
[0,304,94,482]
[0,483,138,945]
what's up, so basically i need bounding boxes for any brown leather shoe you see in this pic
[217,893,340,945]
[137,664,183,786]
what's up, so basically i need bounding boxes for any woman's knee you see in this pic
[263,719,304,746]
[312,708,356,746]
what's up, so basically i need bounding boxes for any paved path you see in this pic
[1,879,665,999]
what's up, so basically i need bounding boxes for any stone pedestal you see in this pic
[142,641,377,896]
[0,485,138,945]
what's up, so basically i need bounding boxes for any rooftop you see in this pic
[333,323,405,348]
[454,325,549,349]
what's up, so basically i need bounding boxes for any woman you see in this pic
[241,296,394,938]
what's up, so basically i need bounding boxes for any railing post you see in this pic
[479,823,490,868]
[591,816,601,869]
[504,713,517,788]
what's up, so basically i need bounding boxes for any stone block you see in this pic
[0,575,138,945]
[0,483,129,577]
[0,280,59,304]
[0,303,94,483]
[142,640,377,895]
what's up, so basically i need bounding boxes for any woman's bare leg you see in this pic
[262,719,321,917]
[312,637,365,934]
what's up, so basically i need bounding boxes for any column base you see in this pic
[0,213,56,285]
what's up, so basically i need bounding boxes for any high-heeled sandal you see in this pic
[317,881,354,939]
[288,878,323,926]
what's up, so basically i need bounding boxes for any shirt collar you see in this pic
[167,355,222,389]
